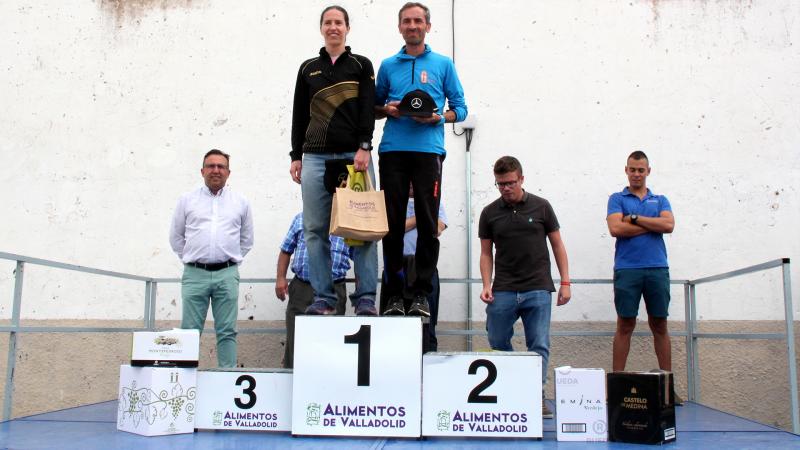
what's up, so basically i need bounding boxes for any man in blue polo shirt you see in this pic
[606,151,675,375]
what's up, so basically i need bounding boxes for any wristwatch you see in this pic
[630,214,639,224]
[359,141,372,151]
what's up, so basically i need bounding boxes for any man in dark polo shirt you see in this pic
[606,151,675,376]
[478,155,572,418]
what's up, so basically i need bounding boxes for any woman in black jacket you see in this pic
[288,5,378,317]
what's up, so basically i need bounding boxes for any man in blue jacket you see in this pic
[375,2,467,317]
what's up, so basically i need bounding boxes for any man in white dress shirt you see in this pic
[169,149,254,367]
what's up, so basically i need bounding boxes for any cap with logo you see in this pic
[398,89,438,117]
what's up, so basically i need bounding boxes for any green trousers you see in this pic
[181,264,239,368]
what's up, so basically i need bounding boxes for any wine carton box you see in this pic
[554,366,607,442]
[117,365,197,436]
[607,371,676,444]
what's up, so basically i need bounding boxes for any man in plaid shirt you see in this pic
[275,212,353,368]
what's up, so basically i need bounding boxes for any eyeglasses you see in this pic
[203,164,229,170]
[494,179,519,189]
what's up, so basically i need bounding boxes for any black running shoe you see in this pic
[383,296,405,316]
[407,295,430,317]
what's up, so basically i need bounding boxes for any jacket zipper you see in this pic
[411,58,416,84]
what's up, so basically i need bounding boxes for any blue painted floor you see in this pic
[1,400,798,449]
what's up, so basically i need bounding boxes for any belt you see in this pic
[295,277,346,284]
[187,260,237,271]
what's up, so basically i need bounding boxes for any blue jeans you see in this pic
[301,152,378,307]
[486,290,552,382]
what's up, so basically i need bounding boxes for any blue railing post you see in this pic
[3,261,24,421]
[683,282,695,402]
[689,283,700,402]
[149,281,158,331]
[465,140,473,352]
[143,281,152,330]
[781,259,798,434]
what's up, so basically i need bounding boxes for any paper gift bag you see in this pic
[329,168,388,241]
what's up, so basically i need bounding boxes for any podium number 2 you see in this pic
[344,325,371,386]
[235,375,257,409]
[467,359,498,403]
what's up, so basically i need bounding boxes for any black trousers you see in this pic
[379,151,443,298]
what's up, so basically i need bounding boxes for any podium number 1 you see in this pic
[344,325,371,386]
[467,359,498,404]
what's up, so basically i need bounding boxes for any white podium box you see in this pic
[554,366,607,442]
[195,368,293,432]
[131,329,199,367]
[291,316,422,437]
[422,352,542,438]
[117,365,197,436]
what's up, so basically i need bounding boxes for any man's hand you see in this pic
[353,149,370,172]
[383,101,401,119]
[557,285,571,306]
[289,160,302,184]
[480,287,494,304]
[412,112,442,124]
[275,277,288,301]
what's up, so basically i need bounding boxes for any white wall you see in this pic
[1,0,798,321]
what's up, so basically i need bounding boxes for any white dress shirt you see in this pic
[170,185,254,264]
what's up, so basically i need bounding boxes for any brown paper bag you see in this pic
[329,170,388,241]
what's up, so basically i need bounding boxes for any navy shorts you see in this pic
[613,268,670,318]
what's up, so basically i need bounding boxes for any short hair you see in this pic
[627,150,649,163]
[320,5,349,27]
[398,2,430,24]
[203,149,230,166]
[493,156,523,177]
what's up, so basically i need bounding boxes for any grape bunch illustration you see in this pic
[169,397,185,418]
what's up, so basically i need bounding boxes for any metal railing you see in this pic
[683,258,797,434]
[0,251,796,432]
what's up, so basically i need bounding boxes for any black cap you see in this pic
[398,89,438,117]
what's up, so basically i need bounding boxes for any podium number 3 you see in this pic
[344,325,371,386]
[468,359,498,403]
[235,375,257,409]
